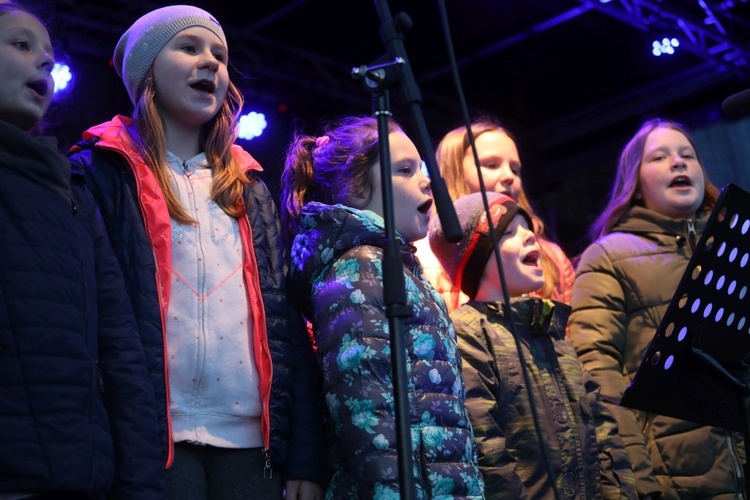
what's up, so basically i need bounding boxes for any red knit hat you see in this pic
[428,192,532,299]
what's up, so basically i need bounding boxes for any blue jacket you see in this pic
[0,120,164,497]
[289,202,485,499]
[67,115,327,485]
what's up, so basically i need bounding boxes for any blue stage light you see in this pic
[238,111,268,141]
[652,37,680,56]
[52,63,72,93]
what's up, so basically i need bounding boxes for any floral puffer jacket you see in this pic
[289,202,485,499]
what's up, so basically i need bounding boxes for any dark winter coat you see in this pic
[0,119,164,498]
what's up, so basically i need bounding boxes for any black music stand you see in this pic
[621,183,750,490]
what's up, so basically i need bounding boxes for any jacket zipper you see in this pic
[98,143,174,468]
[87,362,101,493]
[538,298,585,497]
[237,192,274,457]
[687,218,696,253]
[641,412,654,439]
[263,448,273,478]
[245,215,274,469]
[75,197,98,494]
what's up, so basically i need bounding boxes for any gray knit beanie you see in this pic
[428,192,533,300]
[113,5,227,105]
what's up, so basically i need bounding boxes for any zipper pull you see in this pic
[687,218,696,252]
[263,449,272,479]
[182,160,191,177]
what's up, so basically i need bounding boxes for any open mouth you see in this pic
[669,175,692,187]
[522,250,539,266]
[190,80,216,94]
[418,198,433,215]
[27,79,49,98]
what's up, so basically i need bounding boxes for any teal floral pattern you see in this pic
[290,202,484,499]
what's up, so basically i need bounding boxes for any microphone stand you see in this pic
[432,2,563,494]
[351,59,416,500]
[373,0,462,244]
[348,2,462,497]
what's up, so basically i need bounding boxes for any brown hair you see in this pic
[127,70,250,224]
[589,118,720,242]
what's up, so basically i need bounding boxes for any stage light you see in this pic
[421,161,429,178]
[238,111,267,141]
[52,63,72,93]
[652,37,680,56]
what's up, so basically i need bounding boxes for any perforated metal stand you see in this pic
[621,183,750,493]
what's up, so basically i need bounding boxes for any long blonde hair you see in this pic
[589,118,719,242]
[127,70,251,224]
[436,117,560,298]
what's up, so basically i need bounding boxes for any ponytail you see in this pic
[280,115,401,250]
[281,134,317,244]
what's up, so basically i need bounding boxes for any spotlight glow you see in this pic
[52,63,72,93]
[238,112,268,141]
[652,37,680,56]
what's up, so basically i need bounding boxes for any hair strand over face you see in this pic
[130,72,250,224]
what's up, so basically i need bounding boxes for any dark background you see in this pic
[37,0,750,257]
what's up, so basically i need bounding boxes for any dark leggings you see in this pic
[166,442,282,500]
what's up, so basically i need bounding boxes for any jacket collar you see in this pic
[79,115,263,174]
[614,205,708,237]
[0,119,71,202]
[476,296,558,334]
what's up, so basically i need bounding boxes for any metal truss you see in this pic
[582,0,750,77]
[50,0,750,148]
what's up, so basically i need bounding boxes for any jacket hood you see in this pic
[470,296,568,337]
[289,202,416,306]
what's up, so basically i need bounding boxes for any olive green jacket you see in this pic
[453,298,636,499]
[569,206,746,499]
